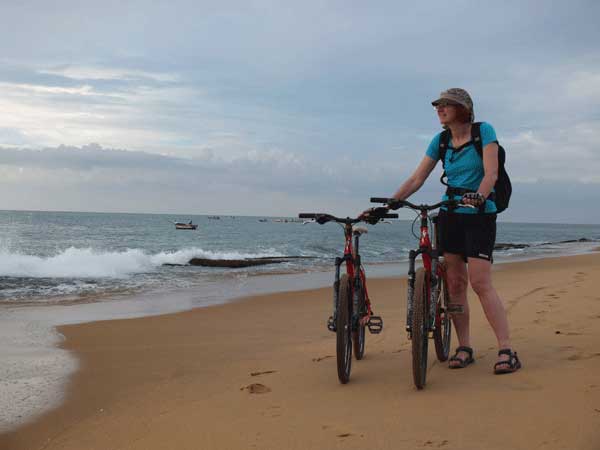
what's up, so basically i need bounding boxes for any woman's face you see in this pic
[435,102,458,125]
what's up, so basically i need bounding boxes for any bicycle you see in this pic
[298,210,398,384]
[370,197,469,389]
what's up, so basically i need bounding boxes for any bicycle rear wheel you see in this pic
[336,274,352,383]
[433,264,452,362]
[353,286,366,360]
[411,268,429,389]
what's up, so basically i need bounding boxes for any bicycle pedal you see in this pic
[327,316,336,332]
[447,303,464,314]
[367,315,383,334]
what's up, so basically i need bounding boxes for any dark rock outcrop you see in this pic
[494,243,530,250]
[184,256,315,268]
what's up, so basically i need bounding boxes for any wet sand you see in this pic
[2,253,600,450]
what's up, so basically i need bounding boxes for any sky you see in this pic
[1,0,599,222]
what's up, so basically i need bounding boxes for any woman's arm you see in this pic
[392,155,438,200]
[477,142,499,198]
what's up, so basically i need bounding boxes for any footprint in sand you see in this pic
[422,440,449,447]
[241,383,271,394]
[313,355,334,362]
[250,370,277,376]
[566,352,600,361]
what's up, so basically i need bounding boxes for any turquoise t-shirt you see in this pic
[426,122,498,214]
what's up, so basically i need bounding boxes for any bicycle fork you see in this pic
[328,256,344,332]
[429,258,439,332]
[406,250,416,337]
[406,250,440,338]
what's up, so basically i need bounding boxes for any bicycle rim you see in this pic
[336,274,352,383]
[411,268,429,389]
[434,267,452,361]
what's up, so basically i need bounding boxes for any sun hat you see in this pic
[431,88,475,121]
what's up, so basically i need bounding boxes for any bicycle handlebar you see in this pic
[370,197,472,211]
[298,211,398,225]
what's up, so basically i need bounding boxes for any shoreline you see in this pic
[2,252,600,449]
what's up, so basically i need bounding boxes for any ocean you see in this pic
[1,209,600,432]
[2,210,600,305]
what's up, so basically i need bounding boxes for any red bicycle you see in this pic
[298,210,397,384]
[370,197,468,389]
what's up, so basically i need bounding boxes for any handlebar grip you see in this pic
[370,197,391,204]
[298,213,317,218]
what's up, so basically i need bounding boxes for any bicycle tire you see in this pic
[411,268,429,389]
[336,274,352,384]
[433,264,452,362]
[353,286,366,360]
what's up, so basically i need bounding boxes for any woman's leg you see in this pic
[467,257,513,368]
[444,252,470,367]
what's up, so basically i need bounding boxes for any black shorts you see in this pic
[437,210,497,262]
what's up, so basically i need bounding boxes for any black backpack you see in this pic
[438,122,512,213]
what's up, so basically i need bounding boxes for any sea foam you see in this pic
[0,247,284,279]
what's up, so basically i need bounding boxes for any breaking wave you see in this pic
[0,247,284,279]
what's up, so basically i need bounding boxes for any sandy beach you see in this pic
[1,253,600,450]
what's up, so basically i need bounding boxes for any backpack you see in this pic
[438,122,512,213]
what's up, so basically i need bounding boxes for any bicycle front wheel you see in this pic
[411,268,429,389]
[433,264,452,362]
[336,274,352,384]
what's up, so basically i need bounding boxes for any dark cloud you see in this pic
[0,2,599,220]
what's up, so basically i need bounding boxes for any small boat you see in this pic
[174,221,198,230]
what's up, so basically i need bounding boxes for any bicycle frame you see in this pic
[333,223,371,328]
[406,210,442,336]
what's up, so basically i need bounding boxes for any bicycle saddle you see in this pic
[353,226,368,236]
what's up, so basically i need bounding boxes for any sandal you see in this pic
[449,346,475,369]
[494,348,522,374]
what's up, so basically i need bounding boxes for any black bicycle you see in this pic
[299,210,397,383]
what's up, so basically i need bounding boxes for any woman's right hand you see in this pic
[360,206,389,220]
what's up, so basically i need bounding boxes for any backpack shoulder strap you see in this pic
[471,122,483,156]
[438,129,451,186]
[438,129,451,168]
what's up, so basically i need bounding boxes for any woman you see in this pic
[386,88,520,374]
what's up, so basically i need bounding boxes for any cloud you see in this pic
[38,66,179,83]
[2,141,600,222]
[504,120,600,183]
[0,2,599,220]
[0,143,408,210]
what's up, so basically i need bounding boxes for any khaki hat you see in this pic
[432,88,474,120]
